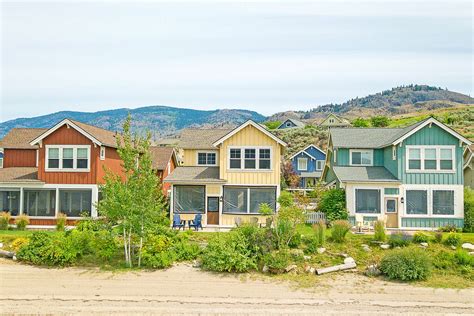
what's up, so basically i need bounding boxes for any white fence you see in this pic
[305,212,326,224]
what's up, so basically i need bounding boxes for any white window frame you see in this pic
[316,160,324,170]
[0,150,3,168]
[297,157,308,171]
[392,146,396,160]
[196,151,218,166]
[405,145,455,173]
[404,187,457,217]
[222,186,277,214]
[45,145,91,172]
[354,187,382,214]
[227,146,273,171]
[349,149,373,166]
[100,146,106,160]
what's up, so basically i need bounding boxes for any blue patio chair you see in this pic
[188,214,203,231]
[172,214,185,230]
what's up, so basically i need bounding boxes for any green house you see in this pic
[322,117,472,230]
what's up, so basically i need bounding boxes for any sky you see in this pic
[1,0,472,122]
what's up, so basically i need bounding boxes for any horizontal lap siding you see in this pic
[3,149,37,167]
[38,125,98,184]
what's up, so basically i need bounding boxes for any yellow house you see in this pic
[165,120,287,228]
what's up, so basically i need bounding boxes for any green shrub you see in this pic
[380,248,431,281]
[373,220,386,242]
[433,250,455,270]
[413,232,430,243]
[330,220,351,243]
[0,212,11,230]
[453,250,474,266]
[313,220,326,246]
[444,232,462,247]
[201,232,257,272]
[434,232,443,243]
[89,230,118,260]
[370,115,390,127]
[288,233,302,249]
[464,187,474,232]
[388,232,411,248]
[76,217,110,232]
[15,214,30,231]
[318,189,347,221]
[141,234,175,269]
[352,117,370,127]
[263,121,282,130]
[262,250,291,274]
[56,213,67,231]
[278,191,294,207]
[438,224,459,232]
[258,203,274,216]
[11,237,29,252]
[172,240,200,261]
[233,224,276,257]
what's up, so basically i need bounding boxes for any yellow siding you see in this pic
[206,184,221,195]
[219,125,282,185]
[182,149,219,166]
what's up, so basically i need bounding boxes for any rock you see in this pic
[303,255,311,261]
[317,247,326,254]
[344,257,355,264]
[451,246,457,250]
[380,244,390,250]
[461,243,474,251]
[192,260,201,268]
[12,255,17,261]
[285,264,297,273]
[262,265,269,273]
[309,267,315,274]
[304,265,312,272]
[362,244,371,252]
[340,253,349,258]
[420,242,428,247]
[469,252,474,256]
[365,264,381,276]
[0,243,3,248]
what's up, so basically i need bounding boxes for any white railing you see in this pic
[305,212,326,224]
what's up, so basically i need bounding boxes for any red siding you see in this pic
[159,157,176,195]
[3,149,37,167]
[96,147,124,184]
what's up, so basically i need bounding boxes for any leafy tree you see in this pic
[98,115,167,267]
[370,116,390,127]
[278,191,294,207]
[318,189,347,221]
[263,121,282,130]
[352,117,370,127]
[281,161,300,188]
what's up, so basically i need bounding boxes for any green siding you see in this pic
[363,216,378,222]
[336,148,350,166]
[401,217,464,228]
[399,125,464,185]
[383,146,398,176]
[373,149,384,166]
[384,188,399,195]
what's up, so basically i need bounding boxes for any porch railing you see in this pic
[305,212,326,224]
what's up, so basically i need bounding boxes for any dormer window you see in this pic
[46,145,90,171]
[350,149,373,166]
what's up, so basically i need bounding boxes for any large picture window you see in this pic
[407,146,455,172]
[23,190,55,217]
[355,189,380,213]
[46,145,90,171]
[0,190,20,216]
[173,186,205,213]
[228,147,272,170]
[350,150,373,166]
[223,186,276,214]
[406,190,428,215]
[197,152,217,165]
[59,190,92,217]
[433,190,454,215]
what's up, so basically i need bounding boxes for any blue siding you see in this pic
[278,119,297,129]
[291,146,326,187]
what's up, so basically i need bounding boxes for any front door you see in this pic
[385,198,398,228]
[207,197,219,225]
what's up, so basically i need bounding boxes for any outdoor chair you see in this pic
[172,214,185,230]
[188,214,203,231]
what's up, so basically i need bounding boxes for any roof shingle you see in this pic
[178,128,233,149]
[0,128,47,149]
[0,167,42,183]
[333,166,399,183]
[149,146,175,170]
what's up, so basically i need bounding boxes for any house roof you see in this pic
[164,166,226,184]
[333,166,400,183]
[321,113,351,125]
[30,119,119,148]
[0,167,42,183]
[277,118,306,129]
[213,120,287,147]
[289,144,325,160]
[149,146,177,170]
[0,128,47,149]
[179,128,233,149]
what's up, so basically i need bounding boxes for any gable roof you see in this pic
[0,167,42,183]
[289,144,325,160]
[179,128,233,150]
[30,119,119,148]
[213,120,287,147]
[321,113,350,125]
[277,118,305,129]
[290,150,317,161]
[333,166,400,183]
[330,117,471,149]
[164,166,226,184]
[149,146,177,170]
[0,128,47,149]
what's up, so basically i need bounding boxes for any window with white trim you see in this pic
[350,149,373,166]
[407,146,455,172]
[406,190,428,215]
[297,158,308,170]
[405,189,455,216]
[197,152,216,165]
[316,160,324,170]
[432,190,454,215]
[223,186,276,214]
[228,147,272,170]
[46,145,90,171]
[100,146,106,160]
[355,189,381,213]
[59,190,92,217]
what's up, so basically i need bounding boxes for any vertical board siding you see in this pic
[384,188,399,195]
[3,149,37,167]
[96,147,124,184]
[401,217,464,228]
[220,125,281,185]
[182,149,219,166]
[336,148,349,166]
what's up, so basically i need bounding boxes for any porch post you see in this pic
[19,187,24,215]
[55,188,59,218]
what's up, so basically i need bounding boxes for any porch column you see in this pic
[91,186,99,218]
[19,187,24,215]
[55,188,59,218]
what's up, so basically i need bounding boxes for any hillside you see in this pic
[268,85,473,123]
[0,106,266,139]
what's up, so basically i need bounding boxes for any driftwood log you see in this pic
[0,249,15,259]
[316,262,356,275]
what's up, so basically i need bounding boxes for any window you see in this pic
[0,151,3,168]
[46,146,90,171]
[223,186,276,214]
[229,149,241,169]
[297,158,308,170]
[329,118,334,123]
[355,189,381,213]
[197,152,217,165]
[23,190,55,217]
[316,160,324,170]
[207,197,219,212]
[386,199,397,213]
[350,150,373,166]
[259,149,271,169]
[406,190,428,215]
[392,146,396,160]
[229,147,272,170]
[100,146,106,160]
[286,122,292,127]
[407,146,455,172]
[59,190,92,217]
[173,186,205,213]
[0,190,20,216]
[433,190,454,215]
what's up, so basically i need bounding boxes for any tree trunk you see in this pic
[123,226,129,265]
